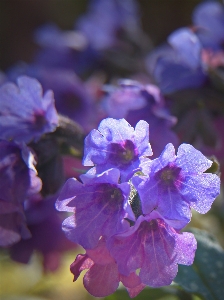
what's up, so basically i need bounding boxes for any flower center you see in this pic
[122,148,134,161]
[33,111,47,129]
[109,140,138,166]
[93,183,124,213]
[156,164,181,187]
[161,169,175,183]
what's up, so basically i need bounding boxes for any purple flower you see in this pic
[83,118,152,181]
[8,65,98,132]
[0,140,42,246]
[0,141,41,205]
[103,80,147,119]
[56,168,134,249]
[0,203,31,247]
[70,238,145,298]
[33,24,98,75]
[132,143,220,229]
[107,211,197,287]
[192,1,224,50]
[102,80,179,158]
[10,194,76,272]
[0,76,58,143]
[146,28,206,94]
[77,0,141,50]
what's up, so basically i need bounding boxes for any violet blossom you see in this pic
[192,0,224,51]
[102,80,179,157]
[70,238,145,298]
[132,143,220,229]
[56,168,134,249]
[146,28,206,94]
[10,194,76,272]
[83,117,152,181]
[8,65,98,132]
[0,140,41,246]
[56,117,220,297]
[0,76,58,143]
[76,0,141,51]
[33,24,98,75]
[107,211,197,288]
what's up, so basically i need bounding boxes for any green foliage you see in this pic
[174,228,224,300]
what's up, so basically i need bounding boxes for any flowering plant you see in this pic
[0,0,224,299]
[56,117,220,297]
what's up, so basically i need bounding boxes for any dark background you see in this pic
[0,0,202,71]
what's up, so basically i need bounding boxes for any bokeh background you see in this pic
[0,0,202,71]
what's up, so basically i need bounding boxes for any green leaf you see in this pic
[174,228,224,300]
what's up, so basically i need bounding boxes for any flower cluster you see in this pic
[0,75,78,269]
[0,75,58,240]
[56,117,220,297]
[0,0,224,297]
[146,1,224,94]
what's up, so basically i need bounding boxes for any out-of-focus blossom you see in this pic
[146,28,206,94]
[56,168,134,249]
[70,238,145,298]
[103,80,148,119]
[83,118,152,181]
[192,0,224,50]
[33,0,148,77]
[77,0,141,51]
[8,64,101,132]
[108,212,197,287]
[102,80,179,157]
[0,76,58,143]
[10,194,76,272]
[132,143,220,229]
[0,141,41,247]
[33,24,99,75]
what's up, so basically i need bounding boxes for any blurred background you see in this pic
[0,0,202,71]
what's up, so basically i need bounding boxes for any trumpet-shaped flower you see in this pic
[132,143,220,229]
[107,211,197,287]
[0,76,58,143]
[146,28,206,94]
[70,238,145,298]
[83,118,152,181]
[56,168,134,249]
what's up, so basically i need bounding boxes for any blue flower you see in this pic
[0,140,41,246]
[133,143,220,229]
[107,211,197,287]
[102,80,179,157]
[146,28,206,94]
[56,168,134,249]
[0,76,58,143]
[77,0,141,50]
[83,118,152,181]
[8,64,98,132]
[193,1,224,50]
